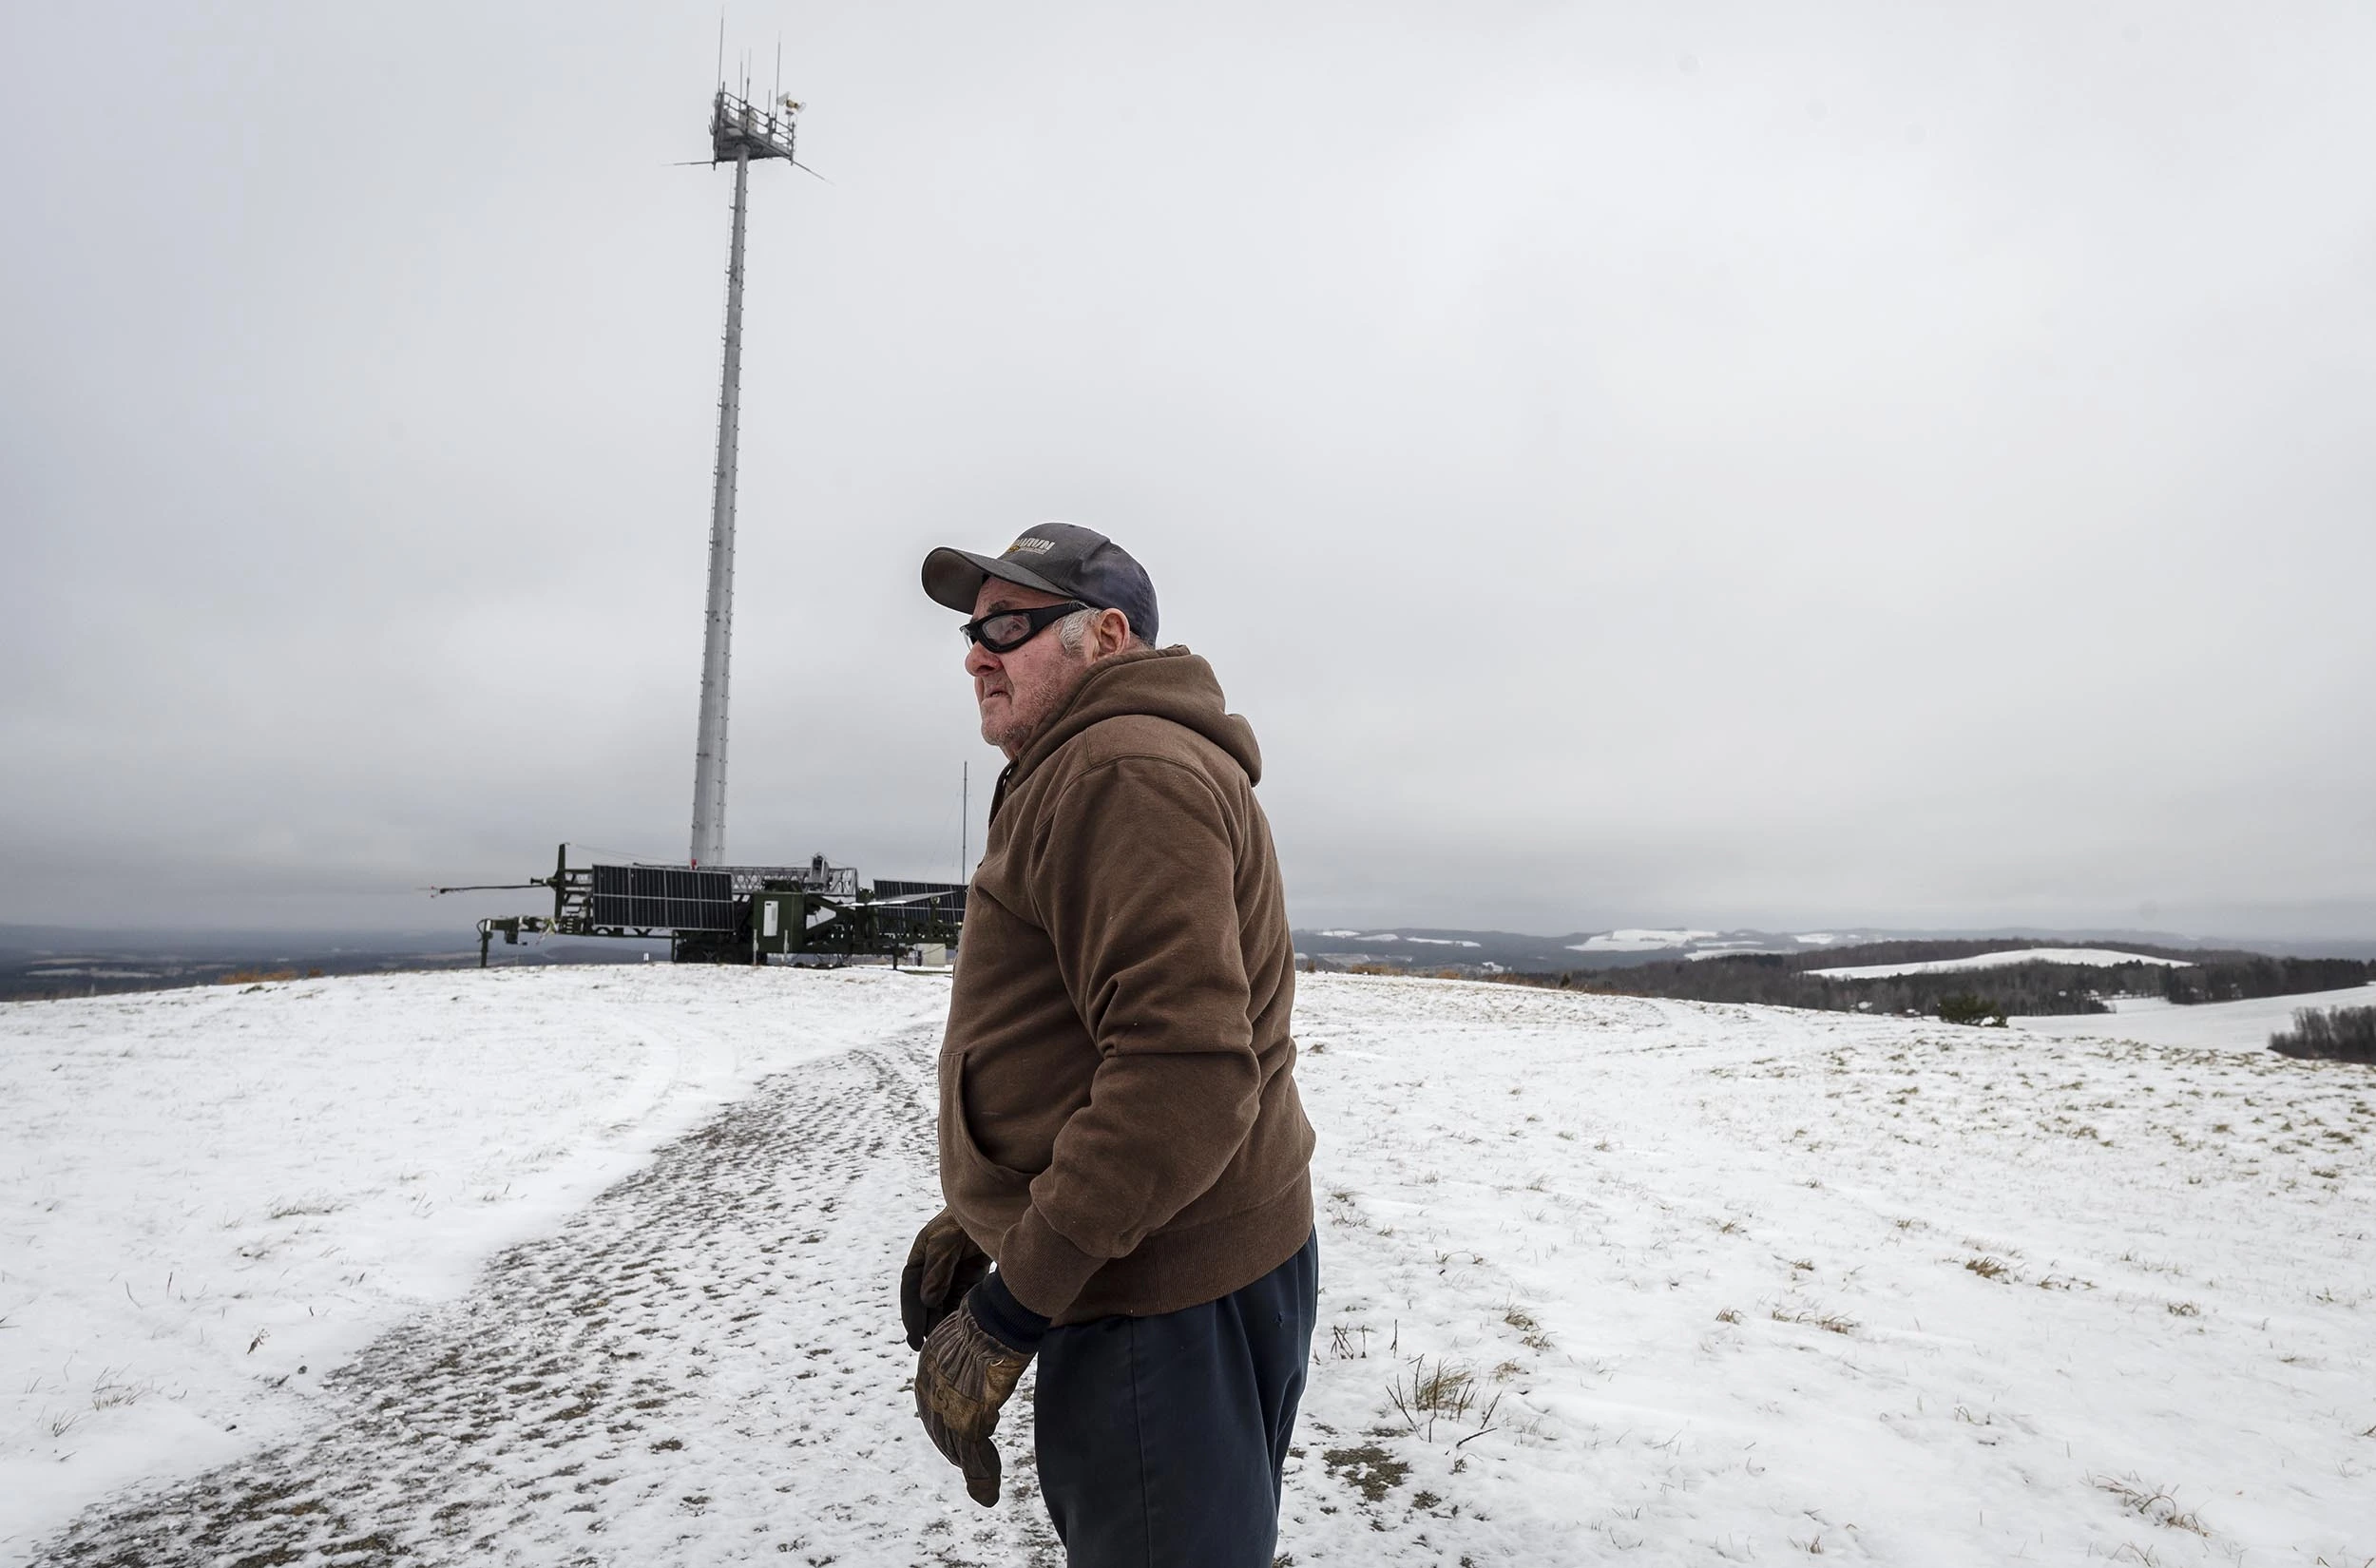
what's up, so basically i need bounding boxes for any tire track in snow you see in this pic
[35,1023,1063,1568]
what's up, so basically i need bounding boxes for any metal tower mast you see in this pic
[689,86,801,867]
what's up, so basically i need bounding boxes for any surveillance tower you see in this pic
[439,80,972,966]
[689,81,802,868]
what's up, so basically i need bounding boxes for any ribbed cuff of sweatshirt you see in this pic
[993,1206,1105,1324]
[968,1272,1051,1354]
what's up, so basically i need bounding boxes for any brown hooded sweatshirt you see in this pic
[939,644,1314,1325]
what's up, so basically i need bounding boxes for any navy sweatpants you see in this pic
[1032,1231,1319,1568]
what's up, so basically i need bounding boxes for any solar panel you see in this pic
[589,865,737,932]
[872,880,968,935]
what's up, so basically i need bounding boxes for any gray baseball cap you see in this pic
[921,522,1159,645]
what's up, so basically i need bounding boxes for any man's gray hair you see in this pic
[1057,605,1144,655]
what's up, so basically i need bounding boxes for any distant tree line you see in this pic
[1490,940,2373,1023]
[2159,957,2370,1004]
[1503,954,2148,1018]
[2267,1005,2376,1063]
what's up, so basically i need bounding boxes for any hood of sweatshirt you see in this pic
[1007,645,1262,790]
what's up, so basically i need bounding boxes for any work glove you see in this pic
[913,1291,1033,1505]
[900,1209,990,1350]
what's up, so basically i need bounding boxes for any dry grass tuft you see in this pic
[221,969,301,986]
[1501,1303,1552,1350]
[2093,1473,2210,1536]
[1388,1356,1503,1443]
[1770,1306,1859,1336]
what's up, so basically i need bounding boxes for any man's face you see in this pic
[966,581,1092,759]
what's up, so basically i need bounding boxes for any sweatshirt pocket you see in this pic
[942,1050,1036,1201]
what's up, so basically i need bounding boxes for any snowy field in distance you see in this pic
[1810,947,2197,981]
[1329,933,1483,947]
[1568,928,1723,953]
[6,967,2371,1565]
[2013,983,2376,1052]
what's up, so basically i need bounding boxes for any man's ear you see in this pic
[1097,607,1134,657]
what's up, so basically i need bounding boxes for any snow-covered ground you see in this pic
[5,968,2370,1565]
[0,967,948,1559]
[1810,947,2196,981]
[2013,983,2376,1051]
[1329,934,1484,948]
[1568,928,1723,953]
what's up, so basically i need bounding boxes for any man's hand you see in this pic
[912,1293,1032,1505]
[901,1210,989,1350]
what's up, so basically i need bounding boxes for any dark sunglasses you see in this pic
[960,601,1089,655]
[955,601,1088,651]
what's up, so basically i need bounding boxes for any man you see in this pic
[902,522,1317,1567]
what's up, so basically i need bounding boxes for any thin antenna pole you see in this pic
[716,11,724,87]
[774,36,781,107]
[689,147,751,868]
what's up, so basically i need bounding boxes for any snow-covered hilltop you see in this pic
[4,969,2368,1565]
[1810,947,2198,981]
[1295,926,1877,972]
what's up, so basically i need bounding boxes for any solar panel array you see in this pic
[589,865,737,932]
[872,880,968,936]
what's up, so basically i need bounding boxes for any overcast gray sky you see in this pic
[4,1,2372,941]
